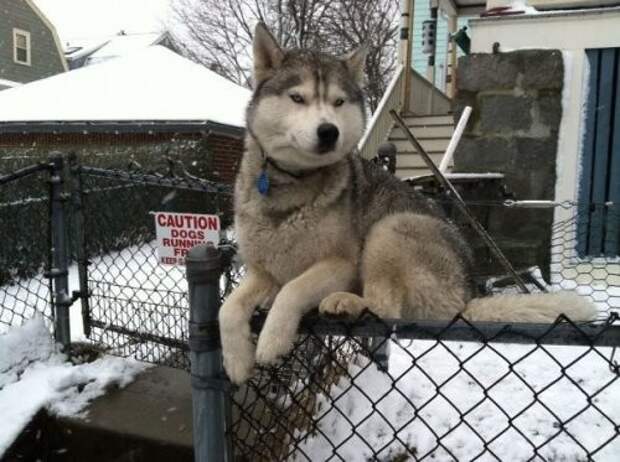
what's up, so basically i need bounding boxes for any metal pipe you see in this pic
[249,312,619,347]
[186,244,230,462]
[68,154,92,337]
[0,162,51,186]
[390,110,530,294]
[48,153,72,347]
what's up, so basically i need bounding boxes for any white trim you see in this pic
[24,0,68,72]
[13,28,31,66]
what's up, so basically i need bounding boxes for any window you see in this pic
[13,29,31,66]
[577,48,620,258]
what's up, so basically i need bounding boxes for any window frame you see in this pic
[13,28,31,66]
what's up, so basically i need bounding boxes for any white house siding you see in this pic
[411,0,470,91]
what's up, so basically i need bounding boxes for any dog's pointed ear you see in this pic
[342,45,368,83]
[253,22,284,86]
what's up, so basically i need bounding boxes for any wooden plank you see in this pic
[390,125,455,139]
[577,50,599,257]
[604,48,620,256]
[391,138,450,153]
[588,48,616,256]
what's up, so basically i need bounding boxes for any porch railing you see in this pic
[357,64,404,159]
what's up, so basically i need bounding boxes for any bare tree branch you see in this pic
[168,0,398,111]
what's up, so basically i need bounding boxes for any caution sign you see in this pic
[153,212,220,265]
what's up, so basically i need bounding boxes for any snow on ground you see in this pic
[298,340,620,461]
[0,318,147,457]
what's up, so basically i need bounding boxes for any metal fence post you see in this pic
[68,153,91,337]
[186,244,231,462]
[48,153,72,348]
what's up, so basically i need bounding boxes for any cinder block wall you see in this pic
[452,49,564,281]
[454,49,564,201]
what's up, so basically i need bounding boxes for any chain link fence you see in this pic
[0,162,54,333]
[3,153,620,461]
[229,312,620,461]
[74,163,234,368]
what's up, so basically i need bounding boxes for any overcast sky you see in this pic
[34,0,173,44]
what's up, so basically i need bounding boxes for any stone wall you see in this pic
[454,49,564,200]
[453,49,564,281]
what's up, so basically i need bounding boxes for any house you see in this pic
[0,45,251,184]
[466,1,620,259]
[359,0,487,178]
[64,31,178,69]
[361,0,619,290]
[0,0,67,90]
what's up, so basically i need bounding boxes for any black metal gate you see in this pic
[73,160,234,369]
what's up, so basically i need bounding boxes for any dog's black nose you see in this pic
[317,123,339,152]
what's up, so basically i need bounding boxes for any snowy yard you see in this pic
[1,242,620,460]
[296,340,620,461]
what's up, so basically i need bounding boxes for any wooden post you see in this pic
[449,13,458,98]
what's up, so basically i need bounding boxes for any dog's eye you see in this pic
[290,93,305,104]
[334,98,345,107]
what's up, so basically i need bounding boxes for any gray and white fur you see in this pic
[218,23,595,384]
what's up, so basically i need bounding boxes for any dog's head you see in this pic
[247,23,367,170]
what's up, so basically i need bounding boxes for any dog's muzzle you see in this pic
[316,123,339,154]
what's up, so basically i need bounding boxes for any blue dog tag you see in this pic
[257,171,270,195]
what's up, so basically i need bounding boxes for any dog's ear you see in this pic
[342,45,368,83]
[253,22,284,87]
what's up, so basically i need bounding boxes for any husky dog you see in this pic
[219,23,595,384]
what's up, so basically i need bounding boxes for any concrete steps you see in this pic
[387,113,455,179]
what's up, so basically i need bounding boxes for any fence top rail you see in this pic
[0,162,52,186]
[249,311,620,348]
[77,165,233,195]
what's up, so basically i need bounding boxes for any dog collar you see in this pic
[248,129,321,195]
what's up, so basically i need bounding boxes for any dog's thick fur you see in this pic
[219,23,595,384]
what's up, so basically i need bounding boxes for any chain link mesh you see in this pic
[77,165,234,368]
[0,165,53,333]
[231,313,620,461]
[3,158,620,461]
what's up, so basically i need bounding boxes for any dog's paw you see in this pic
[221,333,255,384]
[223,348,255,385]
[255,330,295,366]
[319,292,366,317]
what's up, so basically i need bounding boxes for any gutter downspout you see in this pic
[400,0,414,113]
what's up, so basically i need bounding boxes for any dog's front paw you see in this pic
[222,341,255,384]
[255,328,295,366]
[319,292,366,317]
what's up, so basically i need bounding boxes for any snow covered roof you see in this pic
[65,32,171,68]
[0,79,22,90]
[0,46,250,131]
[85,32,164,63]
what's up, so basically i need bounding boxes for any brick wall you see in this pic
[0,130,245,186]
[208,134,244,184]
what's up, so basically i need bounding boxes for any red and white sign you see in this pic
[153,212,220,266]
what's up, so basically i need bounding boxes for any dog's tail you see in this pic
[462,292,597,323]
